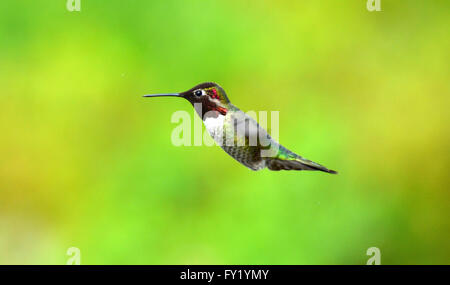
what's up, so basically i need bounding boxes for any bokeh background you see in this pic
[0,0,448,264]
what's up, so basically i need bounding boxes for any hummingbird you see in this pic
[144,82,337,174]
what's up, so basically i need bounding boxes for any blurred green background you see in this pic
[0,0,449,264]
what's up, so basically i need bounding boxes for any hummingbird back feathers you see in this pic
[218,107,337,173]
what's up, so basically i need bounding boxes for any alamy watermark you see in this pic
[67,0,81,12]
[169,103,280,158]
[366,247,381,265]
[66,247,81,265]
[367,0,381,12]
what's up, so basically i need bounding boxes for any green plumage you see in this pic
[215,105,337,173]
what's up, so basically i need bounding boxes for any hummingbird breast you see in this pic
[221,144,266,171]
[203,109,267,171]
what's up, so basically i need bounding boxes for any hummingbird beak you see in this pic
[142,93,181,98]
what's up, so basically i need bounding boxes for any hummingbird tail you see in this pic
[265,144,337,173]
[266,156,337,174]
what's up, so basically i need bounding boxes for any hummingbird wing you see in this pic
[227,107,337,174]
[220,106,336,173]
[217,107,271,170]
[227,107,272,147]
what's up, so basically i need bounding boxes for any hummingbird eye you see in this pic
[194,89,204,97]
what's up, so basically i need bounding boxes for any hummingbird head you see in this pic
[143,82,231,118]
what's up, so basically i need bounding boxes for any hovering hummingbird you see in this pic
[144,82,337,174]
